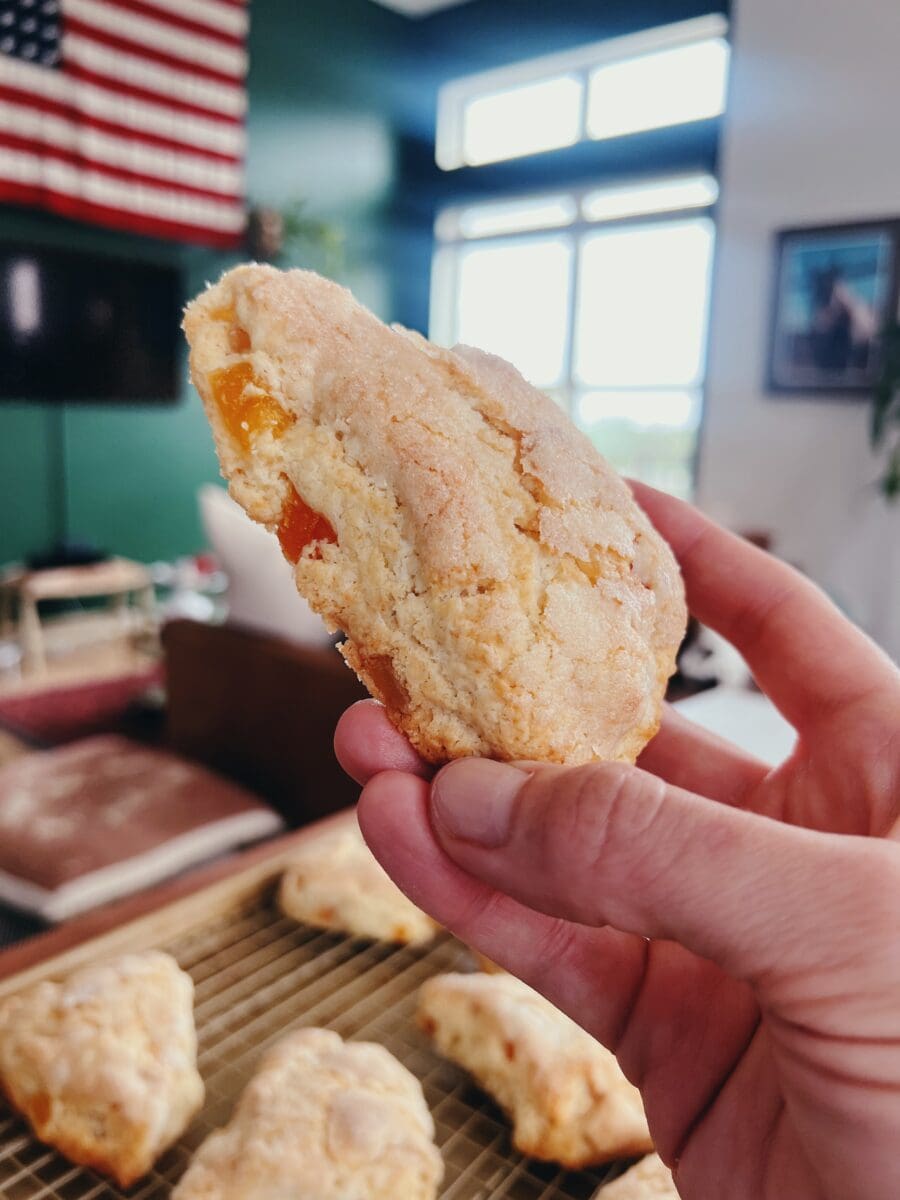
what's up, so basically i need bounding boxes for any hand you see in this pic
[334,483,900,1200]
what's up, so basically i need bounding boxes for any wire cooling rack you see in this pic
[0,885,630,1199]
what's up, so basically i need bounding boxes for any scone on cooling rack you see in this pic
[172,1027,443,1199]
[417,972,652,1169]
[278,820,438,945]
[183,266,686,766]
[0,951,204,1188]
[594,1153,679,1198]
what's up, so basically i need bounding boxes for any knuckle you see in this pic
[800,841,900,980]
[523,920,583,1000]
[447,882,504,938]
[853,843,900,932]
[535,763,669,901]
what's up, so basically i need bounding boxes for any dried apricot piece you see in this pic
[227,326,251,353]
[359,653,408,712]
[208,361,291,452]
[277,482,337,562]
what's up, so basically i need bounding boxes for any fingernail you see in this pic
[431,759,528,847]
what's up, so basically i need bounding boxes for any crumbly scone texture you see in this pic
[0,951,204,1188]
[183,264,686,765]
[172,1027,443,1200]
[417,972,652,1168]
[593,1154,679,1198]
[278,820,438,944]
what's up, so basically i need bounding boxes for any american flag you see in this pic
[0,0,247,247]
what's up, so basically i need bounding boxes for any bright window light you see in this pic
[454,236,573,387]
[577,389,700,429]
[576,389,701,498]
[440,194,577,240]
[582,173,718,223]
[436,16,729,169]
[574,217,715,389]
[587,38,729,141]
[461,75,583,166]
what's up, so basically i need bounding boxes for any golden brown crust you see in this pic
[0,951,204,1188]
[417,972,653,1168]
[172,1028,443,1199]
[278,821,438,944]
[184,265,686,765]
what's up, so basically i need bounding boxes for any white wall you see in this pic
[699,0,900,661]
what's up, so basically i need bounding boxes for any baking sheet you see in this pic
[0,882,630,1199]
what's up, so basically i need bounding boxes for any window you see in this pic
[586,38,729,142]
[431,176,718,497]
[436,15,729,170]
[431,16,729,496]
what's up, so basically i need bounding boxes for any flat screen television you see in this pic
[0,243,182,403]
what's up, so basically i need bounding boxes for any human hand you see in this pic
[335,483,900,1200]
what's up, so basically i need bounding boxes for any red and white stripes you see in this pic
[0,0,248,246]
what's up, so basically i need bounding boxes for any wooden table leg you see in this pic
[137,584,156,626]
[19,594,45,675]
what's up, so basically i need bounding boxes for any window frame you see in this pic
[430,178,720,496]
[431,173,720,392]
[435,13,729,171]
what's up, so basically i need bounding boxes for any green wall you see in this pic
[0,0,396,565]
[0,209,230,562]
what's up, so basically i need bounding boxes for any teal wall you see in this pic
[0,0,722,563]
[0,0,397,564]
[0,211,231,562]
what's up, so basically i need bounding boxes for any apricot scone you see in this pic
[279,820,438,945]
[594,1153,679,1198]
[183,266,686,765]
[172,1027,443,1199]
[0,951,203,1187]
[417,972,652,1168]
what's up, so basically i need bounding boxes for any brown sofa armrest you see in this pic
[162,620,367,826]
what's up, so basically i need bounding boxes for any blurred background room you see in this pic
[0,0,897,939]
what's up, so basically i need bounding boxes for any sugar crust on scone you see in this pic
[417,972,653,1168]
[278,821,438,945]
[184,265,686,765]
[0,951,203,1188]
[593,1153,679,1198]
[172,1027,443,1200]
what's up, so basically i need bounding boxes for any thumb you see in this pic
[427,758,880,985]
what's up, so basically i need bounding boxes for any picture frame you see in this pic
[767,219,900,395]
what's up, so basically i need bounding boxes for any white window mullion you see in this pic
[436,14,729,170]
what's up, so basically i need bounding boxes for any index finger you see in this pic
[630,481,898,732]
[334,699,434,786]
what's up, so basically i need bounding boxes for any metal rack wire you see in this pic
[0,886,628,1199]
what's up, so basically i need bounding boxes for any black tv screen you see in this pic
[0,244,181,403]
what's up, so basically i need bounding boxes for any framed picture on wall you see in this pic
[767,219,900,394]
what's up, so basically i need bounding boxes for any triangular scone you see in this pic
[594,1153,679,1198]
[172,1028,443,1199]
[0,951,204,1187]
[417,972,652,1168]
[183,265,686,767]
[279,821,438,945]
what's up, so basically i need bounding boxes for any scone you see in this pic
[417,972,652,1168]
[183,266,686,765]
[594,1153,679,1198]
[172,1027,442,1199]
[0,951,203,1187]
[279,820,438,944]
